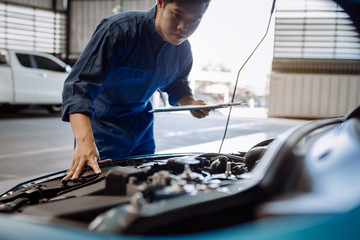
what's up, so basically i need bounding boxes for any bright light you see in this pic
[189,0,276,95]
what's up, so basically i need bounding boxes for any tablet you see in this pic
[150,102,245,113]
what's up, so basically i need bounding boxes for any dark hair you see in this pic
[163,0,211,9]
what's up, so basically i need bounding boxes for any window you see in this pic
[33,55,64,72]
[16,53,32,68]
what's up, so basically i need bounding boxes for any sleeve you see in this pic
[161,43,193,106]
[61,19,125,122]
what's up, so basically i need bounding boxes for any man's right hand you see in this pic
[62,139,101,181]
[62,113,101,182]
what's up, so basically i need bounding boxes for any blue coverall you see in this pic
[62,6,193,160]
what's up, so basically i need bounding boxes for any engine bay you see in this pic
[1,109,359,236]
[0,144,269,235]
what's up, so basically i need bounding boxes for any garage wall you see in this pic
[68,0,154,63]
[122,0,155,11]
[68,0,115,60]
[268,72,360,118]
[0,0,155,63]
[0,0,59,10]
[0,1,67,58]
[268,0,360,118]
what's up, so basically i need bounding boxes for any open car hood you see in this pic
[1,106,359,239]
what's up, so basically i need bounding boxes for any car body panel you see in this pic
[1,207,360,240]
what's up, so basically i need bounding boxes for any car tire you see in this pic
[47,105,62,114]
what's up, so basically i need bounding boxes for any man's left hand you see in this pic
[189,99,210,118]
[178,95,210,119]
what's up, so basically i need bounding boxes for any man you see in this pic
[61,0,211,181]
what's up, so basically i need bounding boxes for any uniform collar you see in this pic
[146,5,164,43]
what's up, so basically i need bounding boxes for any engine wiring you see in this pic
[218,0,277,153]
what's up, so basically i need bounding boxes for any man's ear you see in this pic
[157,0,164,11]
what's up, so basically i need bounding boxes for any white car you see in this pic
[0,49,71,113]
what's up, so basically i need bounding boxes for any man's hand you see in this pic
[189,99,210,118]
[62,113,101,182]
[178,95,210,119]
[62,139,101,181]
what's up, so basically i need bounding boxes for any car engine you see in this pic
[0,142,270,235]
[1,106,359,236]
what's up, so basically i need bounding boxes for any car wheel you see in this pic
[47,105,62,114]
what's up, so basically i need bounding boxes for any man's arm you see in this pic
[178,95,210,118]
[62,113,101,181]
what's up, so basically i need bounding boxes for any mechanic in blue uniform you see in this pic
[61,0,212,181]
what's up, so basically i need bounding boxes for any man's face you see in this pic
[155,1,207,45]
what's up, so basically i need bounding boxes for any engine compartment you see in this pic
[1,108,359,236]
[0,145,269,235]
